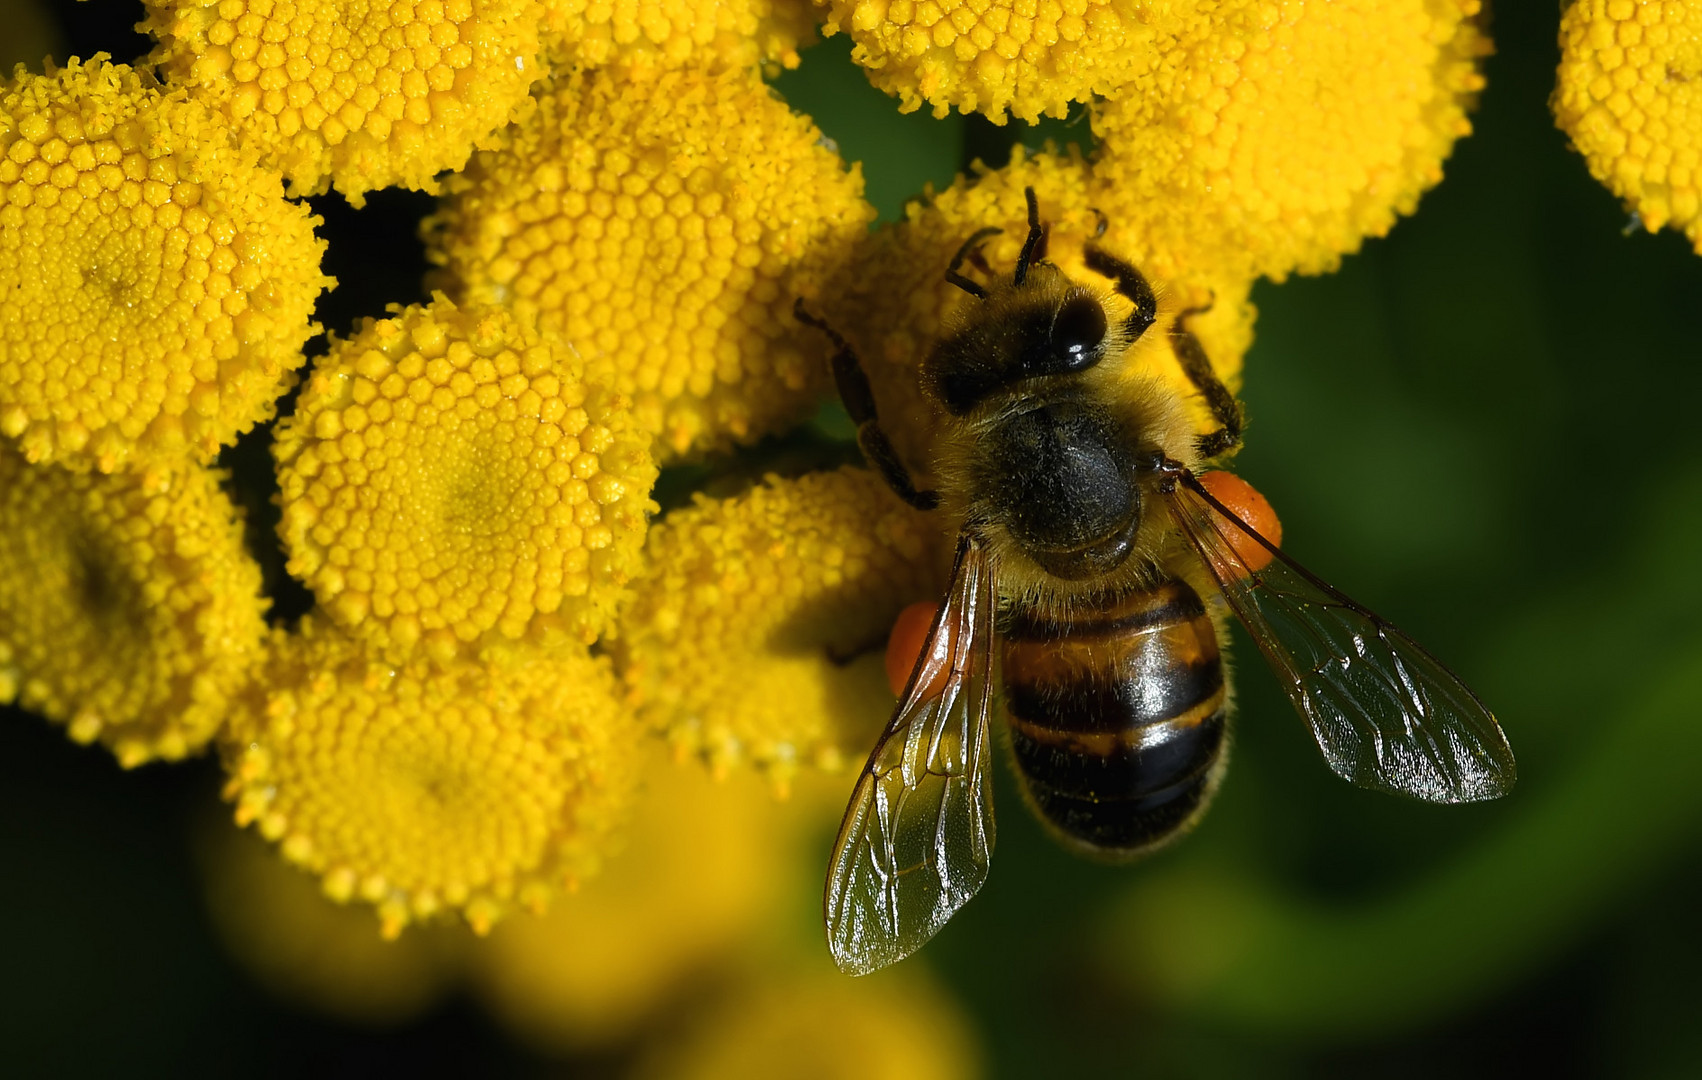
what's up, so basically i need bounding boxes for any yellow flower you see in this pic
[634,964,982,1080]
[821,148,1256,476]
[1552,0,1702,253]
[221,616,638,936]
[614,467,940,788]
[0,447,268,767]
[0,57,329,472]
[425,63,874,460]
[1092,0,1490,282]
[817,0,1161,123]
[198,821,468,1025]
[142,0,545,203]
[472,751,831,1053]
[273,295,656,664]
[544,0,819,76]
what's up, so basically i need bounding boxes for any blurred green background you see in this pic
[5,1,1702,1076]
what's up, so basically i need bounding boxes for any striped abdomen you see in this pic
[1000,578,1228,856]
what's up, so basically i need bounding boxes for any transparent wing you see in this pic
[825,532,998,976]
[1164,472,1515,803]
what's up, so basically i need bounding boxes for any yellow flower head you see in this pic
[0,57,329,472]
[635,965,981,1080]
[426,63,874,460]
[273,295,657,664]
[0,448,268,767]
[473,751,824,1053]
[199,822,467,1024]
[614,467,940,788]
[142,0,545,203]
[222,616,637,936]
[1553,0,1702,252]
[818,0,1161,123]
[1092,0,1490,282]
[545,0,819,76]
[822,149,1255,474]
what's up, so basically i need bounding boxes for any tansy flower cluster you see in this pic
[9,0,1688,1062]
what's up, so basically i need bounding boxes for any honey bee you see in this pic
[795,189,1516,977]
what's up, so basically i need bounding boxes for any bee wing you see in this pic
[825,532,998,976]
[1165,472,1516,804]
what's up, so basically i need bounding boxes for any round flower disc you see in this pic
[1553,0,1702,252]
[427,64,874,460]
[544,0,818,76]
[0,447,269,766]
[143,0,545,203]
[223,617,639,936]
[0,57,329,471]
[274,296,657,663]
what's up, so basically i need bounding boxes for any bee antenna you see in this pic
[945,226,1002,299]
[1014,186,1043,287]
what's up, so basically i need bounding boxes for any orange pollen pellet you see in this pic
[1195,471,1282,575]
[885,600,942,697]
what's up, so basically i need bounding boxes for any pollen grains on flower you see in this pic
[821,148,1255,476]
[1091,0,1491,282]
[613,467,941,788]
[471,750,835,1054]
[142,0,545,204]
[0,57,330,473]
[198,821,468,1025]
[1552,0,1702,253]
[818,0,1163,123]
[543,0,819,77]
[272,295,657,664]
[0,447,268,767]
[221,616,639,937]
[424,63,875,462]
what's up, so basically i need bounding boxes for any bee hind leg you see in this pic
[793,299,941,512]
[1171,304,1244,461]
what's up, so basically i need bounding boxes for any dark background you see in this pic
[6,1,1701,1075]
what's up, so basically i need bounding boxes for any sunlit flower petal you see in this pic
[222,616,638,937]
[1093,0,1490,281]
[0,57,330,472]
[544,0,819,76]
[273,295,656,663]
[613,467,941,787]
[1553,0,1702,252]
[425,63,874,460]
[142,0,546,203]
[819,0,1162,123]
[0,447,268,767]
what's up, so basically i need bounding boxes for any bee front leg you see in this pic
[794,300,941,512]
[1171,305,1244,461]
[1082,245,1159,343]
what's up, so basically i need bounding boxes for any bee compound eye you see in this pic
[1052,295,1107,367]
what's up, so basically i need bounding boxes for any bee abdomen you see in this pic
[1001,580,1228,856]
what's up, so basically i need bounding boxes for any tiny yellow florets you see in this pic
[426,63,874,460]
[143,0,545,203]
[1092,0,1490,282]
[0,447,268,767]
[819,0,1161,123]
[544,0,819,76]
[823,148,1255,474]
[1553,0,1702,253]
[613,467,941,787]
[222,616,638,936]
[0,57,329,472]
[274,295,657,663]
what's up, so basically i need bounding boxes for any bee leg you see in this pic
[794,300,942,512]
[1014,186,1046,287]
[946,226,1003,299]
[1171,304,1244,460]
[1082,245,1158,343]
